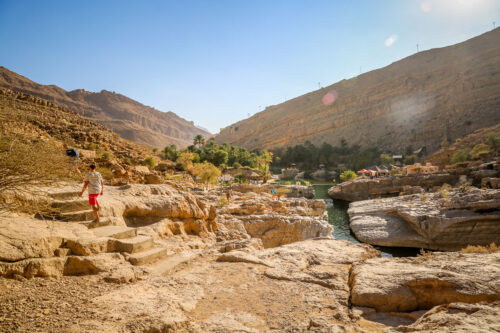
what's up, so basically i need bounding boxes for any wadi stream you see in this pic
[313,184,420,257]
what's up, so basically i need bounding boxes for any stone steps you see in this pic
[114,235,154,254]
[150,251,199,274]
[51,199,89,213]
[59,210,95,222]
[80,218,112,229]
[49,191,81,200]
[92,226,137,239]
[129,248,168,266]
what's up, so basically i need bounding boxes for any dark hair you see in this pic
[90,164,96,170]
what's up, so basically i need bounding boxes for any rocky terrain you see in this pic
[348,187,500,251]
[216,28,500,154]
[0,182,499,332]
[0,66,209,148]
[328,173,458,201]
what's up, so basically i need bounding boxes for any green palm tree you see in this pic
[193,134,206,147]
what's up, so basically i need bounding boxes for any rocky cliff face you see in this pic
[216,28,500,154]
[348,187,500,251]
[0,66,209,148]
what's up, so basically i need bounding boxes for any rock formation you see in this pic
[0,66,210,148]
[216,28,500,154]
[348,187,500,250]
[328,173,458,201]
[0,181,499,332]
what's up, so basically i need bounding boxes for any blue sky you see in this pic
[0,0,498,133]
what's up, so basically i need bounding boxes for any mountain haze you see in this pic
[0,66,210,148]
[216,28,500,155]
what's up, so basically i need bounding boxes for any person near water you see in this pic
[79,164,103,223]
[271,187,277,200]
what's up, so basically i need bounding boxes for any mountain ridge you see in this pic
[215,28,500,155]
[0,66,210,148]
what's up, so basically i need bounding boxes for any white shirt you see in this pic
[84,171,103,194]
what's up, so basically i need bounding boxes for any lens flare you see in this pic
[421,2,431,12]
[322,91,337,106]
[385,34,398,47]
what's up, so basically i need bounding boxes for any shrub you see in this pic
[303,180,310,186]
[101,151,111,160]
[450,149,470,164]
[380,154,394,165]
[486,132,499,149]
[284,181,292,185]
[404,155,417,165]
[461,243,498,254]
[99,167,114,180]
[441,139,449,148]
[340,170,357,182]
[217,197,229,207]
[144,156,157,169]
[470,143,491,159]
[232,162,242,169]
[153,147,159,153]
[234,173,247,184]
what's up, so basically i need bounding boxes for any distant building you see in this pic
[403,162,439,175]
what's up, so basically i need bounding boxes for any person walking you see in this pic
[64,143,82,179]
[79,164,103,223]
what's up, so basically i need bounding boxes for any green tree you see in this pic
[212,149,229,166]
[255,150,273,182]
[163,144,177,161]
[177,152,196,171]
[191,161,221,187]
[340,170,357,182]
[404,155,418,165]
[193,134,206,148]
[380,154,394,165]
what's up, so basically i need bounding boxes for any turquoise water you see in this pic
[313,185,419,257]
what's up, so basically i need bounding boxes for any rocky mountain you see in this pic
[216,28,500,155]
[0,66,210,148]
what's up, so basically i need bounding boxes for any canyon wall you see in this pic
[216,28,500,155]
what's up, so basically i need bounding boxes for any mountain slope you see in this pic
[0,67,210,148]
[216,28,500,155]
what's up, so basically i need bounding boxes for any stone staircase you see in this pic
[40,190,111,228]
[44,190,170,267]
[91,225,169,266]
[39,189,201,272]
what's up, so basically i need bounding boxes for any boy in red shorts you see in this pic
[79,164,104,223]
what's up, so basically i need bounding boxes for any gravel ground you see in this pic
[0,276,120,333]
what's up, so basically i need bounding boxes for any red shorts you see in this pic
[88,194,99,205]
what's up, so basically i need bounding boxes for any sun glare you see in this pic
[385,35,398,47]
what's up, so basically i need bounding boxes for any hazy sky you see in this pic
[0,0,498,133]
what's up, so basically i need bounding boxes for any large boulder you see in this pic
[348,188,500,250]
[351,252,500,312]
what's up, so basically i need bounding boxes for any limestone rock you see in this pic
[394,301,500,332]
[328,174,458,201]
[348,188,500,250]
[351,252,500,312]
[0,257,65,278]
[0,215,93,262]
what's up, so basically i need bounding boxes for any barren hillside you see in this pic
[0,67,210,148]
[216,28,500,155]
